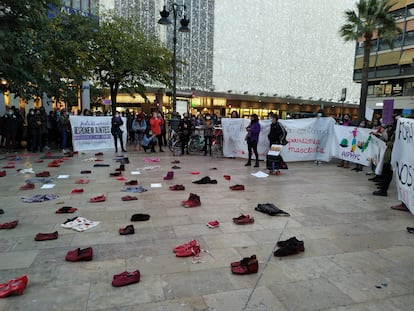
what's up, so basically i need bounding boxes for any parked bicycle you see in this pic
[167,128,181,152]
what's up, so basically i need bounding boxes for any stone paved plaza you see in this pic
[0,150,413,311]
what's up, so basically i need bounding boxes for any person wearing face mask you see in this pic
[3,107,18,152]
[111,111,126,153]
[203,113,214,156]
[57,108,72,153]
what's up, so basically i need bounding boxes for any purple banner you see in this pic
[382,99,394,125]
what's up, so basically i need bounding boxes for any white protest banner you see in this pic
[370,135,387,175]
[279,117,335,162]
[391,117,414,214]
[70,116,127,151]
[221,118,270,160]
[332,125,377,166]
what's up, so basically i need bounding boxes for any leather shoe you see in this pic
[0,220,19,229]
[35,231,59,241]
[119,225,135,235]
[112,270,140,287]
[373,190,387,196]
[65,247,93,262]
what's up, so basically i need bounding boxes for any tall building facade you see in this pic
[355,0,414,113]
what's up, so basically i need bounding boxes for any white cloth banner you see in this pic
[221,118,270,160]
[70,116,127,151]
[391,117,414,213]
[332,125,380,166]
[279,117,335,162]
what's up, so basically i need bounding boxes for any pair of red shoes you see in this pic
[111,270,140,287]
[0,275,28,298]
[65,247,93,262]
[231,255,258,274]
[173,239,201,257]
[0,220,18,229]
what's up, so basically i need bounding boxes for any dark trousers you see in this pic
[247,140,259,164]
[204,135,212,155]
[379,163,393,192]
[113,134,125,152]
[180,135,189,154]
[156,134,163,151]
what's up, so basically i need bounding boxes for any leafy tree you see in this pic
[90,12,172,113]
[0,0,61,98]
[339,0,400,121]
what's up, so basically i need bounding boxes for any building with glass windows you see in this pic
[356,0,414,115]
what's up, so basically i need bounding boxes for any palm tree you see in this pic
[339,0,400,121]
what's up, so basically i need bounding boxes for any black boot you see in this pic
[254,161,259,167]
[245,162,251,166]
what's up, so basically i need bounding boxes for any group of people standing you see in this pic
[0,106,72,153]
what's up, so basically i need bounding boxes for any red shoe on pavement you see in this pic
[175,244,201,257]
[182,193,201,208]
[111,270,140,287]
[125,180,138,186]
[0,170,6,177]
[231,255,258,274]
[0,220,19,229]
[230,184,245,191]
[206,220,220,228]
[65,247,93,262]
[36,171,50,177]
[169,184,185,191]
[173,239,198,253]
[20,183,35,190]
[233,214,254,225]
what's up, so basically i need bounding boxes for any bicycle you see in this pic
[167,128,181,152]
[211,126,223,156]
[188,133,205,154]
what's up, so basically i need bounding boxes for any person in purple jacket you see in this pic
[245,114,261,167]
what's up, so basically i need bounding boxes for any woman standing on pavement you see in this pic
[245,114,261,167]
[149,111,164,152]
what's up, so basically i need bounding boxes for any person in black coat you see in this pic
[111,111,126,153]
[268,114,287,146]
[178,112,192,155]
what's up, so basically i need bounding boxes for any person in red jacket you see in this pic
[149,111,164,152]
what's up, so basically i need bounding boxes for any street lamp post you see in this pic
[158,3,190,127]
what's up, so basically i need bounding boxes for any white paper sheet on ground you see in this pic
[151,183,162,188]
[57,175,70,179]
[131,171,141,175]
[251,171,269,178]
[41,184,56,189]
[19,168,34,174]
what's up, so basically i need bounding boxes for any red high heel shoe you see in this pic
[0,276,28,298]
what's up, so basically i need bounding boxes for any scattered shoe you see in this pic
[274,237,305,257]
[2,165,15,169]
[231,255,256,267]
[75,179,89,184]
[233,214,254,225]
[163,171,174,180]
[125,180,138,186]
[35,171,50,177]
[0,209,3,214]
[171,160,180,164]
[0,170,6,177]
[130,214,150,221]
[94,152,103,156]
[89,195,106,203]
[65,247,93,262]
[223,175,231,180]
[111,270,140,287]
[121,195,138,201]
[230,184,245,191]
[34,231,59,241]
[20,183,35,190]
[182,193,201,208]
[255,203,290,216]
[193,176,217,184]
[110,172,122,177]
[206,220,220,228]
[56,206,77,214]
[119,225,135,235]
[71,189,84,194]
[172,165,181,169]
[0,275,28,298]
[277,237,305,251]
[0,220,19,229]
[175,244,201,257]
[47,161,60,167]
[231,255,258,274]
[173,239,198,253]
[81,170,92,174]
[407,227,414,234]
[169,184,185,191]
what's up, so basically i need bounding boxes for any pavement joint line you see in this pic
[241,218,289,311]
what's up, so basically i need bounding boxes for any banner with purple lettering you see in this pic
[391,117,414,214]
[332,125,376,166]
[70,116,127,151]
